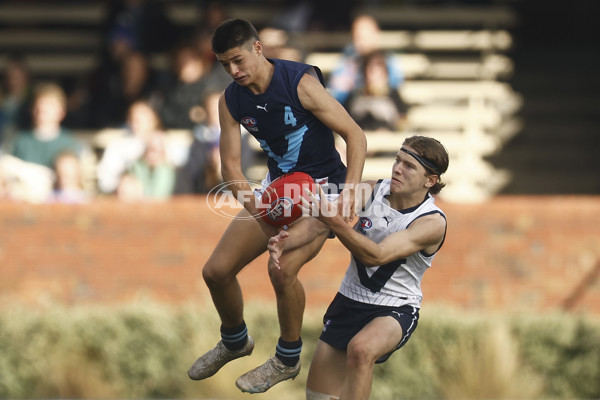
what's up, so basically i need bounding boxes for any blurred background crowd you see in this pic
[0,0,410,204]
[1,0,238,203]
[0,0,598,204]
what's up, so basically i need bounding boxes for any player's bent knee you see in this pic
[202,263,234,287]
[306,388,339,400]
[347,340,377,366]
[268,262,297,285]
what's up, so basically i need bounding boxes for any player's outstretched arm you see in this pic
[296,73,367,219]
[302,186,446,267]
[218,93,278,237]
[218,93,248,197]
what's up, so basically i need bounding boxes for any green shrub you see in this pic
[511,313,600,399]
[0,303,598,399]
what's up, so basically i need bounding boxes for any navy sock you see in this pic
[275,337,302,367]
[220,322,248,351]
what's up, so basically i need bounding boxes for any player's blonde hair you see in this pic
[403,135,449,195]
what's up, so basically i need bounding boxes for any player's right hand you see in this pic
[267,230,289,269]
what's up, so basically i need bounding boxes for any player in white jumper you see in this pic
[269,135,449,400]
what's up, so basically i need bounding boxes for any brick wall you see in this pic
[1,196,599,314]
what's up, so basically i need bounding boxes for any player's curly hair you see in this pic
[211,18,259,54]
[403,135,449,195]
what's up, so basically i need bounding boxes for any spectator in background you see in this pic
[87,23,137,128]
[158,43,227,130]
[87,0,172,129]
[90,49,162,128]
[306,0,355,32]
[327,14,404,107]
[0,153,54,203]
[8,82,82,169]
[103,0,180,55]
[96,99,157,194]
[0,83,83,203]
[191,1,230,72]
[128,131,176,201]
[174,88,257,195]
[0,166,8,200]
[259,27,303,62]
[192,28,232,90]
[196,0,228,33]
[115,171,144,203]
[174,90,221,194]
[346,50,408,133]
[48,150,91,204]
[266,0,356,33]
[96,99,186,195]
[120,52,162,114]
[0,54,34,146]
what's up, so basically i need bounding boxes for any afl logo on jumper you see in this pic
[241,116,259,132]
[357,217,373,234]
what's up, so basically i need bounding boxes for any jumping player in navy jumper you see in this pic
[187,19,367,393]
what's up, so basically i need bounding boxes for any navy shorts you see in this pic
[319,293,420,363]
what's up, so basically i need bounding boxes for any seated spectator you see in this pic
[190,1,231,87]
[194,0,228,34]
[327,14,404,106]
[96,99,160,194]
[158,43,228,130]
[116,171,144,203]
[48,151,91,204]
[267,0,355,33]
[174,90,221,194]
[0,153,54,203]
[86,23,137,128]
[128,131,176,201]
[0,54,34,147]
[90,50,162,128]
[102,0,180,55]
[0,165,7,200]
[8,82,82,169]
[345,50,408,132]
[259,27,303,62]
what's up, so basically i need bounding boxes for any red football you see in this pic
[260,172,317,228]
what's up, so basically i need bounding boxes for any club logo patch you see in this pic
[360,217,373,229]
[357,217,373,234]
[241,116,259,132]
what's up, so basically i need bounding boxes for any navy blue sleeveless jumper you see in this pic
[224,58,347,185]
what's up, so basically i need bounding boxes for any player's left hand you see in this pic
[339,185,356,223]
